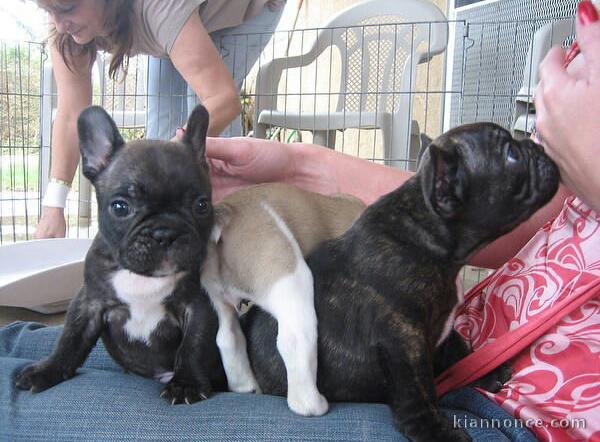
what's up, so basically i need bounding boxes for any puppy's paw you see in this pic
[15,362,71,393]
[288,390,329,417]
[472,363,512,393]
[228,375,262,394]
[230,383,262,394]
[160,379,212,405]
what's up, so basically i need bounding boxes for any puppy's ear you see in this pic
[183,104,209,169]
[416,133,434,170]
[423,143,466,219]
[78,106,124,182]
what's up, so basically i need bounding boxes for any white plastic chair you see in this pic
[95,54,148,128]
[253,0,448,168]
[513,19,574,139]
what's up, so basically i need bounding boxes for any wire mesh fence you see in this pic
[0,14,576,251]
[0,40,44,244]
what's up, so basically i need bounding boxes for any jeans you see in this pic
[0,322,537,441]
[145,5,284,139]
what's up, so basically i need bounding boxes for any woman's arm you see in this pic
[169,12,241,137]
[49,44,93,183]
[205,137,414,204]
[206,137,568,269]
[33,44,92,239]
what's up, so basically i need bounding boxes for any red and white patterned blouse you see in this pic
[450,197,600,441]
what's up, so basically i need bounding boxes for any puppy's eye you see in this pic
[193,196,211,217]
[110,200,132,218]
[506,144,521,163]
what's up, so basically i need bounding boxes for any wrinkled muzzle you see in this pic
[118,221,206,276]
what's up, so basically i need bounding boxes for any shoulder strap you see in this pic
[435,278,600,396]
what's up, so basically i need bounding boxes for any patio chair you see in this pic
[513,19,575,139]
[253,0,448,168]
[95,54,148,129]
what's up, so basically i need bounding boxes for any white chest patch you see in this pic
[111,270,182,344]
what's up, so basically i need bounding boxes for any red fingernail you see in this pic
[564,41,580,67]
[578,1,599,25]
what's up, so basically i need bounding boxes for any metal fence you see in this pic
[0,12,577,247]
[0,40,44,243]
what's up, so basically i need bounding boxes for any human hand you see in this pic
[33,207,67,239]
[535,2,600,212]
[206,137,337,202]
[207,137,300,201]
[171,127,187,142]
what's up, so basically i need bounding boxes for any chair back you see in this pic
[323,0,447,114]
[95,54,148,129]
[254,0,448,161]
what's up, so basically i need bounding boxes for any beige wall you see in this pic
[253,0,449,166]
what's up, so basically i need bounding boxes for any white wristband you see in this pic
[42,180,71,208]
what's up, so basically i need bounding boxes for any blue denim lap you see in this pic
[0,322,537,441]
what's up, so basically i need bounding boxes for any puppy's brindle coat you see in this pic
[15,105,226,404]
[243,123,560,441]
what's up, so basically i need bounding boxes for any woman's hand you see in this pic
[535,6,600,212]
[33,207,67,239]
[206,137,337,201]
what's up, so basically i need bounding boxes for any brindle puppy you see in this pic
[242,123,559,441]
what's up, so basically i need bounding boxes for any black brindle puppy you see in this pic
[16,105,226,404]
[243,123,559,441]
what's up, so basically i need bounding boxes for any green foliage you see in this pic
[0,41,43,192]
[0,151,39,191]
[0,44,43,140]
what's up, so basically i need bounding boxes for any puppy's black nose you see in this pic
[522,138,543,153]
[152,227,177,247]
